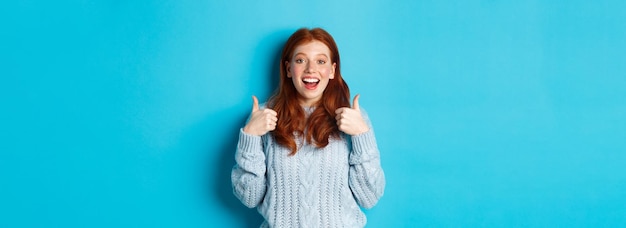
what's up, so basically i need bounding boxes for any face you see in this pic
[286,40,336,107]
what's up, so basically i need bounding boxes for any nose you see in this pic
[305,61,316,73]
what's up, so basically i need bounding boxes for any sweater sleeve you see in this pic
[348,108,385,209]
[231,128,268,208]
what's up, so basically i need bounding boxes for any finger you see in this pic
[252,95,259,112]
[352,94,360,110]
[335,107,346,115]
[265,108,278,116]
[269,115,278,123]
[335,109,344,120]
[268,120,276,129]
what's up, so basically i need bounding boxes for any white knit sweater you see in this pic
[232,106,385,228]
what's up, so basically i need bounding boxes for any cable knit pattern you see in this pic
[232,106,385,228]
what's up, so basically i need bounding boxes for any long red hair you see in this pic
[268,28,350,155]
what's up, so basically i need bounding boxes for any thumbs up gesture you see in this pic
[335,94,370,136]
[243,96,278,136]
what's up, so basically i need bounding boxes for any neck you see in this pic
[298,97,320,107]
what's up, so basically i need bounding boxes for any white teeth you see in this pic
[303,78,320,83]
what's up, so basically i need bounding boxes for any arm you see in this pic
[231,129,267,208]
[348,109,385,209]
[231,96,276,208]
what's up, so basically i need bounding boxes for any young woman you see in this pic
[232,28,385,228]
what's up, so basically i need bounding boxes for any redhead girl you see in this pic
[232,28,385,228]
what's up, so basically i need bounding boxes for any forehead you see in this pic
[292,40,331,57]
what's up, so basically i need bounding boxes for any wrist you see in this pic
[243,126,255,135]
[243,126,263,136]
[356,127,370,136]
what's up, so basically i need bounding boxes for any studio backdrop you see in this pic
[1,1,625,227]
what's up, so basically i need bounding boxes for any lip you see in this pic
[302,76,320,90]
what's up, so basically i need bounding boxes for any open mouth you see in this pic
[302,77,320,90]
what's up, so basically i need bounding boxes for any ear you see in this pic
[330,62,336,79]
[285,61,292,78]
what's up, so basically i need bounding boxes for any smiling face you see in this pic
[286,40,336,107]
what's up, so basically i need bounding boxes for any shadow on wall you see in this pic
[212,29,293,228]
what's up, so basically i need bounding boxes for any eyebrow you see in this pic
[293,52,329,58]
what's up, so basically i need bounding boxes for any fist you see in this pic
[335,94,369,136]
[243,96,278,136]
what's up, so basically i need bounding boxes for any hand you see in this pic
[243,96,278,136]
[335,94,369,136]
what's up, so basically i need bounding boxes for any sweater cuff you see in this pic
[238,128,263,153]
[351,130,378,158]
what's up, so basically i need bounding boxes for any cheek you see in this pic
[292,64,305,73]
[320,67,333,78]
[291,75,299,85]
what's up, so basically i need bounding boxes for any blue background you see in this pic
[2,0,625,227]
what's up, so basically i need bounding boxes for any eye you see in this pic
[295,59,305,64]
[317,60,326,64]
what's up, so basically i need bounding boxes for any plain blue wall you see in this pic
[2,0,625,227]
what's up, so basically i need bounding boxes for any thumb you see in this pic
[352,94,360,110]
[251,95,259,112]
